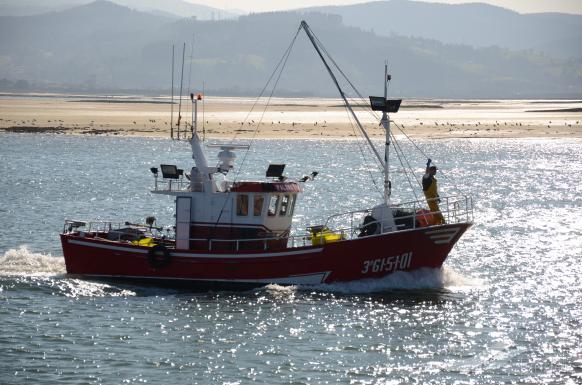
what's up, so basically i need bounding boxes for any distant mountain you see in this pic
[1,1,581,98]
[0,0,240,19]
[0,1,172,88]
[0,0,76,16]
[113,0,240,19]
[305,0,582,59]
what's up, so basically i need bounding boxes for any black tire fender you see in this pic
[359,215,378,237]
[147,244,171,269]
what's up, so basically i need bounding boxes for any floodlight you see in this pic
[266,164,285,178]
[160,164,180,179]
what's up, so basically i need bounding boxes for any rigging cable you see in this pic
[311,32,383,125]
[313,26,462,198]
[230,26,302,144]
[389,130,422,203]
[231,25,302,178]
[391,119,464,195]
[301,22,384,170]
[305,29,384,193]
[210,26,302,232]
[311,28,448,200]
[343,99,383,198]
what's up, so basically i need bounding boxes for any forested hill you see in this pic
[1,0,581,98]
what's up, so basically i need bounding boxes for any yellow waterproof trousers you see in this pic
[426,197,445,224]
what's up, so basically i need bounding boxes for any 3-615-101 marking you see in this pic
[361,252,412,274]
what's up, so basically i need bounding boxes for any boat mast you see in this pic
[300,21,385,168]
[382,63,391,203]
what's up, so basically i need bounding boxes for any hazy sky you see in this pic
[199,0,582,15]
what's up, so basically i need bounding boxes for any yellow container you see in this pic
[131,237,156,247]
[311,231,343,246]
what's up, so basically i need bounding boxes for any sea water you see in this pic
[1,133,581,384]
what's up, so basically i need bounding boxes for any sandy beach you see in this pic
[1,94,581,139]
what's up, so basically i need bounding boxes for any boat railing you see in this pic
[62,195,472,251]
[62,219,312,250]
[152,177,192,192]
[62,220,175,241]
[189,234,315,251]
[322,195,474,239]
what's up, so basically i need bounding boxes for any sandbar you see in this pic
[1,94,581,140]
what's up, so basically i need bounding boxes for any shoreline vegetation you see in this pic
[1,94,581,140]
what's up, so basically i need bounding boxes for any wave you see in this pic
[0,245,66,276]
[1,246,482,297]
[311,267,484,294]
[0,246,135,297]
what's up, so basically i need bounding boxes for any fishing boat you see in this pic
[60,21,473,289]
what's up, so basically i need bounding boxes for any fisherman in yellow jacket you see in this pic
[422,159,445,224]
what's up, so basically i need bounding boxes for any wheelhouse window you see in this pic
[236,194,249,216]
[288,194,297,216]
[279,194,290,216]
[253,194,264,216]
[267,195,279,217]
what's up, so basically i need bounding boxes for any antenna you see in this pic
[170,44,175,139]
[202,81,206,141]
[187,34,195,140]
[177,42,186,140]
[383,62,391,201]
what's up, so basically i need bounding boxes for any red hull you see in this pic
[60,223,470,287]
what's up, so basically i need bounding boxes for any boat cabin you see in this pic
[151,160,302,251]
